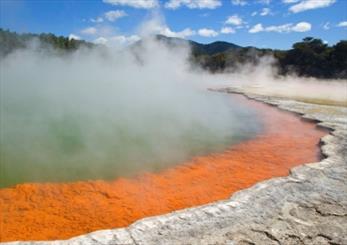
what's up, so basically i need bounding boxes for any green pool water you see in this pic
[1,90,261,188]
[0,92,262,188]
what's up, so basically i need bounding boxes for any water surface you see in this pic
[0,91,261,187]
[0,94,327,242]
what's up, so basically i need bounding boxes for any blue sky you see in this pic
[1,0,346,49]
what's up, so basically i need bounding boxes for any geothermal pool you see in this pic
[0,93,327,242]
[0,92,261,187]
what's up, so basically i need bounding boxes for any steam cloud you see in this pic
[212,56,347,106]
[0,35,260,187]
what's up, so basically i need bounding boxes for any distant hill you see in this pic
[154,34,241,56]
[190,40,241,55]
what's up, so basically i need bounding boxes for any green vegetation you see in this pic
[0,28,93,56]
[154,35,347,78]
[192,46,273,72]
[192,37,347,79]
[275,37,347,78]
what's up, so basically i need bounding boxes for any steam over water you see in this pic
[0,38,262,187]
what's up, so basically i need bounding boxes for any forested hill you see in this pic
[1,29,346,79]
[153,34,241,55]
[0,28,94,56]
[153,35,347,79]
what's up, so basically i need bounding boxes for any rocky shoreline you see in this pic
[4,88,347,245]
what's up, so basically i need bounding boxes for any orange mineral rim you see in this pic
[0,94,328,242]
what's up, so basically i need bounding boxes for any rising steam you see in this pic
[212,56,347,106]
[0,34,261,187]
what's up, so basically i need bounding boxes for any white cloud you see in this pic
[249,21,311,33]
[291,22,311,32]
[94,37,108,44]
[251,11,257,16]
[103,0,158,9]
[93,35,140,46]
[264,24,293,32]
[90,17,104,23]
[220,27,235,34]
[138,17,196,39]
[225,14,243,25]
[260,7,271,16]
[198,28,218,37]
[231,0,247,6]
[289,0,336,13]
[104,10,127,22]
[323,22,330,30]
[138,16,196,39]
[90,10,126,23]
[337,21,347,27]
[161,27,196,38]
[165,0,221,9]
[110,35,141,45]
[68,34,81,40]
[81,27,97,35]
[249,23,264,33]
